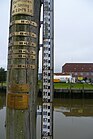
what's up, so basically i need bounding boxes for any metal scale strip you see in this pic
[42,0,54,138]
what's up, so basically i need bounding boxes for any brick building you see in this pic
[62,63,93,81]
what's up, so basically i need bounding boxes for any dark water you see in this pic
[0,93,6,139]
[1,93,93,139]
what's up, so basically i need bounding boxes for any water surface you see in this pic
[0,93,93,139]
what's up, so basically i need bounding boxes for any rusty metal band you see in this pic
[8,64,35,69]
[12,49,28,54]
[9,32,37,38]
[8,54,36,59]
[10,20,37,27]
[7,93,29,109]
[30,55,36,59]
[9,49,36,54]
[9,41,36,47]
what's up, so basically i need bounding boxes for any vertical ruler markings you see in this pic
[42,0,54,138]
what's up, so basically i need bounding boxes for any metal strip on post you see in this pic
[42,0,54,138]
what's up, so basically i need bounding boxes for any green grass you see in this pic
[1,81,93,90]
[38,81,93,89]
[0,82,6,87]
[54,82,93,89]
[54,83,70,89]
[38,80,42,89]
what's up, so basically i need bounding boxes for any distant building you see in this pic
[54,73,75,83]
[62,63,93,81]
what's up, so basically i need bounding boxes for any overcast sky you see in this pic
[0,0,93,72]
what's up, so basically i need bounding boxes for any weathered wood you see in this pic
[6,0,41,139]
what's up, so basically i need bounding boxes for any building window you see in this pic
[75,72,77,76]
[91,72,93,76]
[80,72,83,76]
[86,72,89,76]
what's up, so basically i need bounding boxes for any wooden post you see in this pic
[6,0,41,139]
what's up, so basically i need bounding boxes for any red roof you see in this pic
[62,63,93,72]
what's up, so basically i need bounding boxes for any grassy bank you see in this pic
[1,81,93,90]
[54,83,93,89]
[38,81,93,89]
[0,82,6,87]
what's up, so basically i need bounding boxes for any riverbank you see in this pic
[1,82,93,98]
[0,86,6,92]
[38,82,93,98]
[38,89,93,98]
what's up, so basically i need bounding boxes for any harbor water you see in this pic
[0,92,93,139]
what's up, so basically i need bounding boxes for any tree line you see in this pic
[0,67,6,86]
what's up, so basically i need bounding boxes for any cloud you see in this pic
[0,0,10,69]
[0,0,93,72]
[54,0,93,72]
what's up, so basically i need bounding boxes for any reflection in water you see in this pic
[0,93,6,110]
[6,99,37,139]
[1,93,93,139]
[0,93,6,139]
[54,99,93,117]
[54,99,93,139]
[37,98,93,116]
[37,98,93,139]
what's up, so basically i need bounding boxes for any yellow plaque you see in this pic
[9,84,30,93]
[12,0,34,16]
[7,93,29,109]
